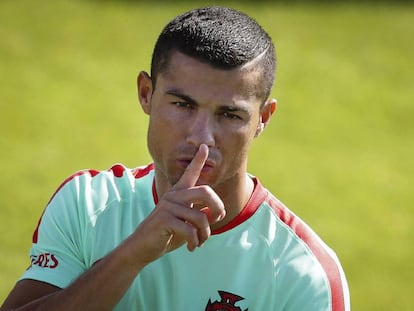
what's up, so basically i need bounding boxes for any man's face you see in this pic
[140,51,267,193]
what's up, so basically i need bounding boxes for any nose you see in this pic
[186,111,215,148]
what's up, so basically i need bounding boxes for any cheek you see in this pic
[147,118,167,156]
[147,113,182,158]
[220,129,254,161]
[149,107,178,137]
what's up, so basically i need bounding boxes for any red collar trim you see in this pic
[212,177,267,235]
[152,175,267,235]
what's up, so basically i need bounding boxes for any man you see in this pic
[1,6,350,311]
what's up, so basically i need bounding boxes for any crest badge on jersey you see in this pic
[205,290,248,311]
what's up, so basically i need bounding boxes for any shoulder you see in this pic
[58,162,154,188]
[45,162,156,219]
[264,189,349,310]
[257,186,350,311]
[47,163,155,202]
[32,163,155,240]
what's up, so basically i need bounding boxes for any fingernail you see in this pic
[218,210,226,222]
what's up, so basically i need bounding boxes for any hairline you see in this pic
[152,48,272,106]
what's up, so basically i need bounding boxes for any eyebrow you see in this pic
[165,89,251,114]
[166,89,197,105]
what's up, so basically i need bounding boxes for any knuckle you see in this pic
[198,185,214,196]
[194,210,209,224]
[187,225,198,236]
[182,224,198,242]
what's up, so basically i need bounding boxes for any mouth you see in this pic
[177,158,216,173]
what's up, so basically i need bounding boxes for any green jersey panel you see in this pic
[21,163,350,310]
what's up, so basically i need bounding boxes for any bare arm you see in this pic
[1,241,145,311]
[1,240,147,311]
[0,280,60,311]
[1,144,225,310]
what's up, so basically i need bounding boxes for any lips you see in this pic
[177,158,216,170]
[175,146,219,173]
[200,161,215,173]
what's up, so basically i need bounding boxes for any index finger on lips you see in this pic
[172,186,226,224]
[173,144,209,190]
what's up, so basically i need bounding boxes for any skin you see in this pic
[140,51,276,231]
[0,51,276,311]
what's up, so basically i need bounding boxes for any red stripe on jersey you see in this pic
[132,163,154,179]
[207,176,346,309]
[133,163,157,203]
[266,194,346,311]
[111,164,125,177]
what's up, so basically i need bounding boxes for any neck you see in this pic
[209,173,254,232]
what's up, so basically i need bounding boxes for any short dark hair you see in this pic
[150,6,276,103]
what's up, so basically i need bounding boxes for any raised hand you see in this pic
[127,144,226,266]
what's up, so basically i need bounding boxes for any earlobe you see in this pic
[137,71,153,115]
[255,123,264,137]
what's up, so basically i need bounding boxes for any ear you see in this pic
[255,98,277,137]
[137,71,153,115]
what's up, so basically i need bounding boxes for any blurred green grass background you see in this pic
[0,0,413,309]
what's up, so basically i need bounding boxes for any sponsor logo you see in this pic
[205,290,248,311]
[30,253,59,269]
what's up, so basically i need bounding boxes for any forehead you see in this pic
[156,51,263,107]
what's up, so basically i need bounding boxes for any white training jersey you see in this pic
[21,163,350,310]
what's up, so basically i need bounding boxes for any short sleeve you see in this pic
[19,174,89,288]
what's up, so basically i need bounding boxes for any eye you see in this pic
[222,111,242,120]
[173,102,193,109]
